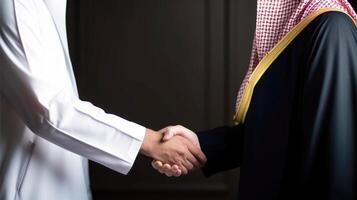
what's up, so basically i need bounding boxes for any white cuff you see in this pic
[111,124,145,175]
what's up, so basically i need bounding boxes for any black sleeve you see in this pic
[197,125,244,177]
[298,12,357,199]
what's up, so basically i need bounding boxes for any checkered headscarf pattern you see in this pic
[236,0,357,111]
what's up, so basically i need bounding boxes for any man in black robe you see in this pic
[153,2,357,200]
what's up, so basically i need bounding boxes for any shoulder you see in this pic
[316,11,356,31]
[303,11,357,75]
[305,11,357,45]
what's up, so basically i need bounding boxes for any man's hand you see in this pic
[151,125,205,177]
[140,129,206,175]
[160,125,200,148]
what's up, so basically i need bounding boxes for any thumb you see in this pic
[162,130,175,141]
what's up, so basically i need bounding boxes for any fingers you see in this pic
[169,136,204,170]
[165,164,182,177]
[152,160,162,170]
[179,164,188,175]
[153,161,172,176]
[172,165,182,177]
[185,152,201,169]
[152,161,183,177]
[182,158,194,171]
[186,141,207,166]
[180,145,205,170]
[163,164,174,177]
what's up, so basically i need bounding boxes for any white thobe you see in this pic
[0,0,146,199]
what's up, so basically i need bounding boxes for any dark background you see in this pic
[351,0,357,10]
[66,1,256,199]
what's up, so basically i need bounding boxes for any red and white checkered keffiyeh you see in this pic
[236,0,357,111]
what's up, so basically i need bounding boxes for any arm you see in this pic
[297,12,357,197]
[0,2,145,174]
[197,125,244,176]
[0,1,205,174]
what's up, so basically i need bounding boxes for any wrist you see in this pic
[140,129,160,157]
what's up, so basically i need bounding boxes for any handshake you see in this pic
[140,125,206,177]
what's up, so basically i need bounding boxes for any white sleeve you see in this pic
[0,0,145,175]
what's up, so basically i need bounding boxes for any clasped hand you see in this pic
[141,125,205,177]
[141,126,206,177]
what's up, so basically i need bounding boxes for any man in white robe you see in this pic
[0,0,206,199]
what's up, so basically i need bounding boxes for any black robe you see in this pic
[197,11,357,200]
